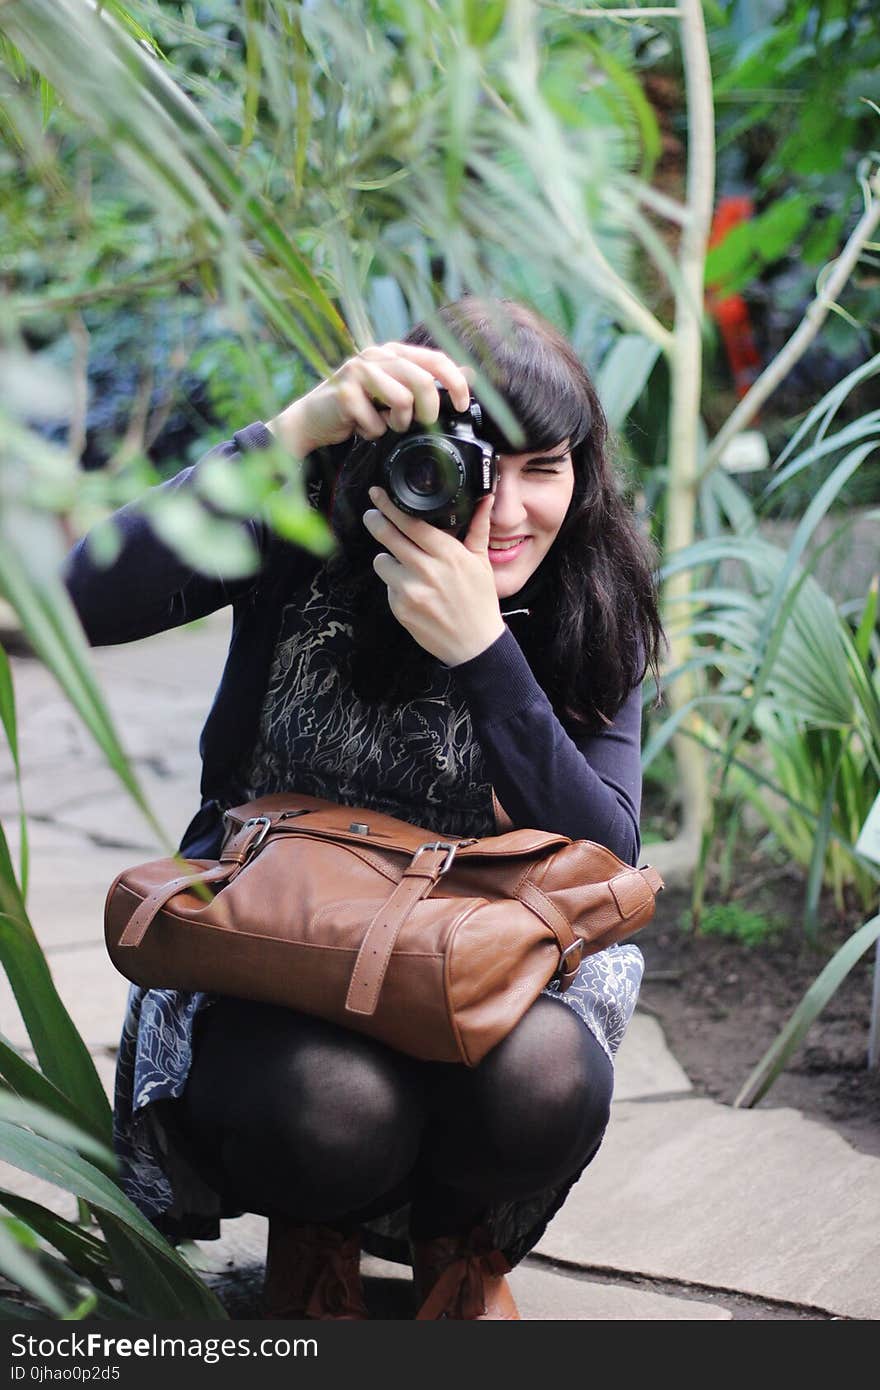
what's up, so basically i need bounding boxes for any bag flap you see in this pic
[223,791,570,858]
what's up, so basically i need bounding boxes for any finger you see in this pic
[462,493,495,555]
[349,362,416,433]
[367,486,450,557]
[336,379,390,440]
[372,550,402,588]
[363,506,428,568]
[366,356,444,427]
[374,343,471,413]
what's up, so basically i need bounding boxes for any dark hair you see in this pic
[327,295,664,731]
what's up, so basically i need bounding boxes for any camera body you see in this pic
[365,387,498,533]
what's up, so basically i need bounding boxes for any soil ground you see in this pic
[638,849,880,1159]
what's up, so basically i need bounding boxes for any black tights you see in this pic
[175,994,614,1239]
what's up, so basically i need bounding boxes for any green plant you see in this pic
[680,901,783,947]
[0,651,227,1317]
[647,354,880,1101]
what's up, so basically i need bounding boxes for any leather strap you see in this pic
[513,879,582,991]
[117,818,272,949]
[345,847,450,1016]
[491,789,514,834]
[117,862,232,948]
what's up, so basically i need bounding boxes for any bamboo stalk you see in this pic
[660,0,715,844]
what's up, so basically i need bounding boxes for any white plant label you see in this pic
[855,790,880,868]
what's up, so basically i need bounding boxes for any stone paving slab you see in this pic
[0,945,130,1051]
[360,1253,732,1320]
[1,820,134,950]
[613,1012,692,1100]
[87,612,230,691]
[51,773,200,855]
[535,1095,880,1320]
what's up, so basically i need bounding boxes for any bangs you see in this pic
[405,297,595,456]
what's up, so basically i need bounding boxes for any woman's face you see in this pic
[486,441,575,600]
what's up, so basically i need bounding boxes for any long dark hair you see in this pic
[325,295,664,731]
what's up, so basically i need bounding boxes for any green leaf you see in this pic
[0,1191,115,1295]
[0,645,28,899]
[705,221,758,288]
[99,1215,201,1320]
[0,1034,104,1143]
[753,194,810,261]
[0,1218,70,1317]
[801,211,843,266]
[0,0,352,374]
[597,335,661,430]
[735,913,880,1108]
[0,505,163,848]
[0,823,113,1143]
[0,1124,226,1317]
[464,0,506,46]
[143,491,261,579]
[0,1092,114,1170]
[854,576,879,666]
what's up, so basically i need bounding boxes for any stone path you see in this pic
[2,613,879,1320]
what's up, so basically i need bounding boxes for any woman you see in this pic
[65,296,663,1320]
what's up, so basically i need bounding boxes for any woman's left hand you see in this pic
[364,487,506,667]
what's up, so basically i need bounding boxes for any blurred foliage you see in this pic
[2,1,875,510]
[681,900,785,946]
[620,0,880,505]
[1,0,670,483]
[706,0,880,496]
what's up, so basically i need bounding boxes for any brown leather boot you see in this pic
[261,1218,368,1320]
[411,1226,521,1320]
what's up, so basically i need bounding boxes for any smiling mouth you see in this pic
[488,536,529,550]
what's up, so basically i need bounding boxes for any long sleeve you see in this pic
[452,626,643,865]
[63,422,277,646]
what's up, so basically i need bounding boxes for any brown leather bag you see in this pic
[105,791,663,1066]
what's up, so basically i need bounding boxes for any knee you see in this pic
[272,1034,425,1190]
[472,1000,613,1168]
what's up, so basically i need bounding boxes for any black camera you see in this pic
[362,387,498,532]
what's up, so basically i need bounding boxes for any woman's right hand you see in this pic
[267,342,472,458]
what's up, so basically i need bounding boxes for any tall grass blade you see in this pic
[0,1218,70,1317]
[0,1191,114,1294]
[0,1122,226,1317]
[0,646,28,899]
[0,825,113,1140]
[735,913,880,1108]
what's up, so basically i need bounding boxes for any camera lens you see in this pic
[385,437,464,516]
[402,452,444,497]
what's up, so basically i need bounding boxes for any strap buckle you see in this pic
[553,937,585,982]
[411,841,460,875]
[241,815,272,857]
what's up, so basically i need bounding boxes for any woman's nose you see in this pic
[491,470,528,528]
